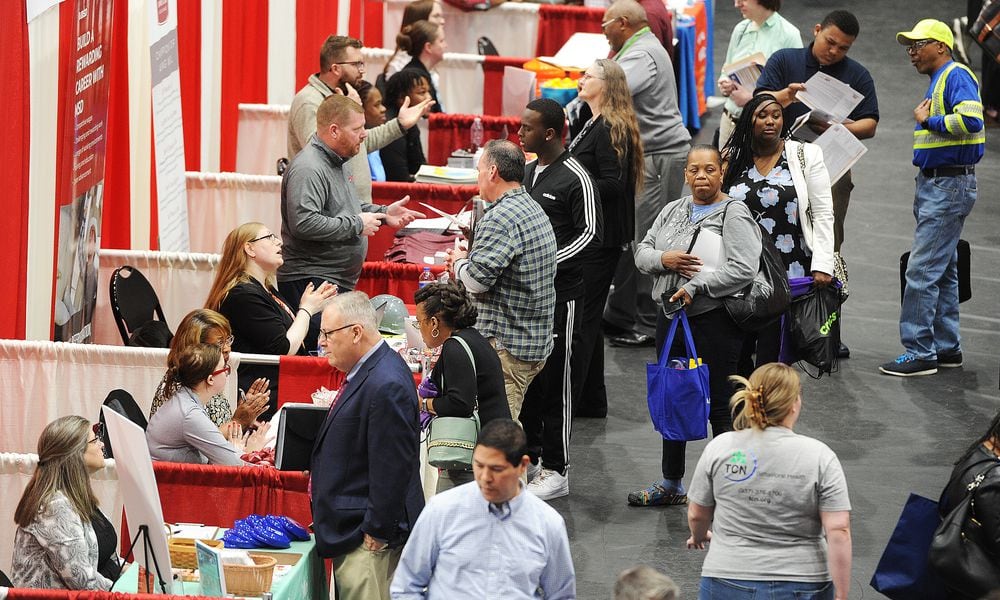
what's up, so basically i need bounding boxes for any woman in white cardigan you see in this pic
[721,93,834,374]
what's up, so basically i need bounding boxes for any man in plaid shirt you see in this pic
[448,140,558,420]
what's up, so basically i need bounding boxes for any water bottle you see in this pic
[418,266,435,288]
[470,117,484,150]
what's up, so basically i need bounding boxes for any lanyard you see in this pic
[613,27,651,61]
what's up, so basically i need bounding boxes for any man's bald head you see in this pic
[603,0,649,52]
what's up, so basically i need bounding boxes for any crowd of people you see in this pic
[8,0,994,598]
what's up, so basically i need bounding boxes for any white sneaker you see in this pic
[527,468,569,501]
[527,461,542,483]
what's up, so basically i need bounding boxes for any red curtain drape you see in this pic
[295,0,340,95]
[0,0,30,339]
[153,462,312,527]
[363,0,384,50]
[4,589,211,600]
[278,355,346,408]
[219,0,269,172]
[366,182,478,260]
[177,0,202,171]
[534,5,605,57]
[356,261,445,301]
[100,0,132,250]
[426,113,520,166]
[482,56,531,116]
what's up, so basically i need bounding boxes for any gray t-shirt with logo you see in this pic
[688,426,851,582]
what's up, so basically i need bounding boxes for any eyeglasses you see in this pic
[211,364,232,377]
[579,73,604,82]
[216,335,235,348]
[601,16,621,29]
[89,422,104,445]
[248,233,279,244]
[336,61,366,70]
[905,39,936,54]
[319,322,358,342]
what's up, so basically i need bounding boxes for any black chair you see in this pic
[477,36,499,56]
[109,265,171,346]
[276,157,289,176]
[0,567,13,587]
[98,389,148,459]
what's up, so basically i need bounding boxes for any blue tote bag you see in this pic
[869,493,949,600]
[646,311,710,441]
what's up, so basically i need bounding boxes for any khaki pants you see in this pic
[719,109,738,149]
[490,340,546,421]
[330,544,401,600]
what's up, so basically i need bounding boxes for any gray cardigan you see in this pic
[635,197,761,317]
[146,386,244,466]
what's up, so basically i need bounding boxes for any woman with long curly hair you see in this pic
[13,416,120,589]
[205,222,336,417]
[568,58,644,418]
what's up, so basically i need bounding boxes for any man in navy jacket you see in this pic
[311,291,424,599]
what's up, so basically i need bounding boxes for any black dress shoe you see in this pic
[608,332,655,348]
[838,342,850,359]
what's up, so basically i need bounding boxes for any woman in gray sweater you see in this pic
[627,145,761,507]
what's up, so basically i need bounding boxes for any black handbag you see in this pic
[970,0,1000,64]
[928,463,1000,596]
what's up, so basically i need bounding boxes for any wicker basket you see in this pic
[168,538,224,570]
[223,554,277,596]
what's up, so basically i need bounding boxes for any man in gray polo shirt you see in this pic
[278,94,424,349]
[601,0,691,349]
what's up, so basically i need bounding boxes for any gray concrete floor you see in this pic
[554,1,1000,598]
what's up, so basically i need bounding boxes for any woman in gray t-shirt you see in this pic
[687,363,852,600]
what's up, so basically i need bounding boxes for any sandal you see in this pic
[627,482,688,507]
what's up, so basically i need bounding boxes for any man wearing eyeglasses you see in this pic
[754,10,879,360]
[287,35,434,203]
[597,0,691,352]
[880,20,984,378]
[311,292,424,600]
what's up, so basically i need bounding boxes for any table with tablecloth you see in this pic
[113,535,325,599]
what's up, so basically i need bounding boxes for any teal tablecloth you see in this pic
[113,536,326,599]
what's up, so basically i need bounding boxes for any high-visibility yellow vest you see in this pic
[913,62,986,150]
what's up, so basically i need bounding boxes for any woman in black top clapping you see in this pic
[414,281,510,492]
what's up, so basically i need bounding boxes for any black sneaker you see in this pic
[937,351,963,368]
[879,353,938,377]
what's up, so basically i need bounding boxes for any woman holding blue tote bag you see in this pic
[628,145,761,507]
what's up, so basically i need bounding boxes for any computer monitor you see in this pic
[274,404,329,471]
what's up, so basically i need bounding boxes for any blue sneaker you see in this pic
[879,353,938,377]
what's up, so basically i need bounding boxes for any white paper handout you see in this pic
[537,33,610,70]
[721,52,766,89]
[796,72,864,125]
[812,123,868,185]
[687,227,724,274]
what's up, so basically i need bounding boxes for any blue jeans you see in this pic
[699,578,833,599]
[899,173,977,359]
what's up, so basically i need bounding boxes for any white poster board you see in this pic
[103,408,173,593]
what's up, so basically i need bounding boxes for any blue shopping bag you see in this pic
[869,493,949,600]
[645,311,710,441]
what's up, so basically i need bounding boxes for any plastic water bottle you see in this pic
[418,266,435,289]
[470,117,484,150]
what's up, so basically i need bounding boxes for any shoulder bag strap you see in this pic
[449,334,478,412]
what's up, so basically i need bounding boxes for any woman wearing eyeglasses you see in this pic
[12,415,121,590]
[206,223,337,418]
[147,343,270,465]
[149,309,269,430]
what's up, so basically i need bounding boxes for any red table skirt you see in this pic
[153,461,312,528]
[356,261,446,302]
[535,5,605,56]
[366,181,479,261]
[427,113,521,166]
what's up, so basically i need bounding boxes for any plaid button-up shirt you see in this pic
[460,187,557,362]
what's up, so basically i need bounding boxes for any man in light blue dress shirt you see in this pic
[390,419,576,599]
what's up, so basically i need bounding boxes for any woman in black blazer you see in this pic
[568,59,644,418]
[396,19,445,113]
[205,222,336,417]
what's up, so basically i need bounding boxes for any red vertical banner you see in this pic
[53,0,115,342]
[177,0,202,171]
[219,0,269,172]
[0,1,30,339]
[102,0,132,251]
[295,0,340,92]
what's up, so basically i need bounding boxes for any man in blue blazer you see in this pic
[311,291,424,599]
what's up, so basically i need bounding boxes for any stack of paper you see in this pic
[536,33,610,70]
[787,72,868,183]
[721,52,766,89]
[414,165,478,184]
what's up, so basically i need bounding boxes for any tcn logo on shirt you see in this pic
[723,449,758,483]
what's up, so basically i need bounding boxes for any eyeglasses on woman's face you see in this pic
[211,364,232,377]
[248,233,280,245]
[215,334,235,349]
